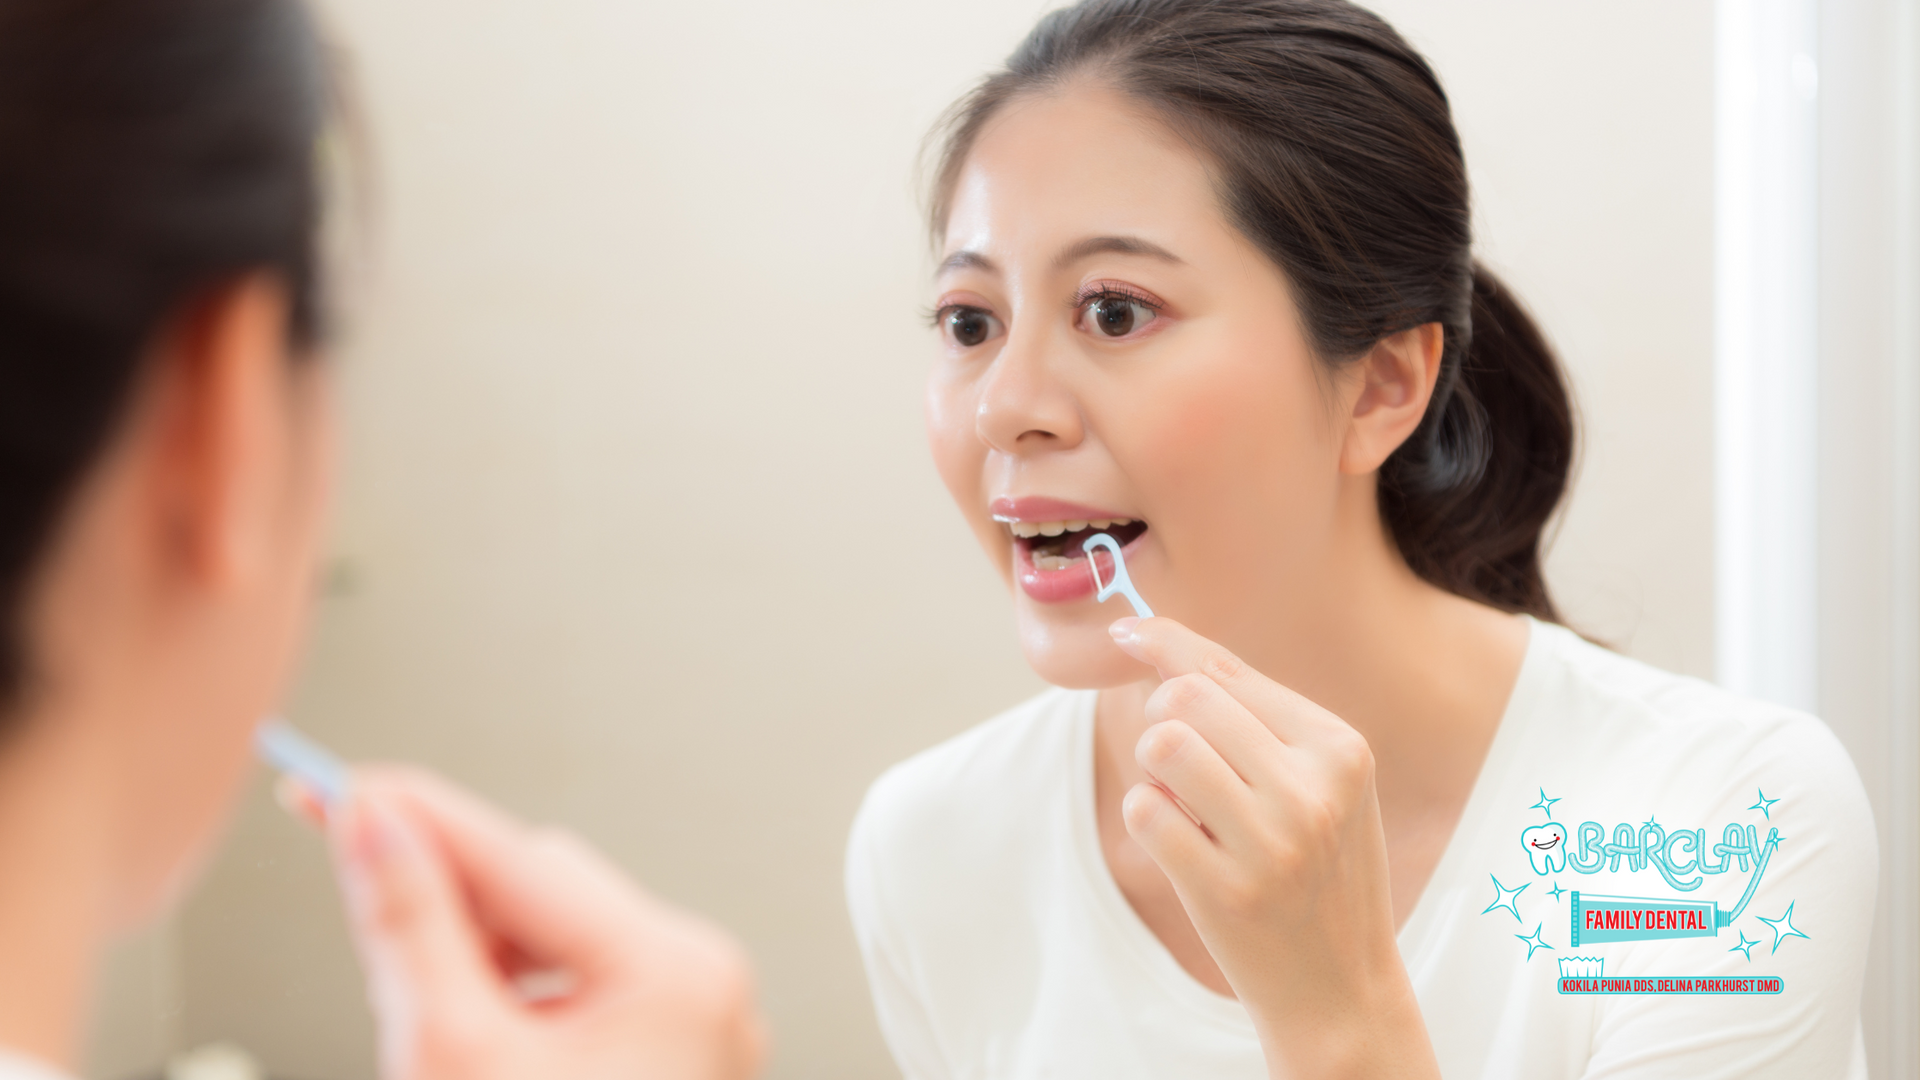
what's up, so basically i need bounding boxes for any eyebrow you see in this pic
[936,250,998,278]
[934,235,1184,280]
[1053,235,1184,268]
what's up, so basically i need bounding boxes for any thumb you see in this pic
[329,788,500,1076]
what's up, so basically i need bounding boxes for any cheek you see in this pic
[924,368,1007,570]
[1120,331,1339,565]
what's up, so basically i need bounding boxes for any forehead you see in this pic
[942,82,1230,262]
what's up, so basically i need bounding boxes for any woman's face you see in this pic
[927,83,1358,688]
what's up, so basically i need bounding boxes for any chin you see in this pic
[1016,609,1154,689]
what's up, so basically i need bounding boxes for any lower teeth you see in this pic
[1033,553,1080,572]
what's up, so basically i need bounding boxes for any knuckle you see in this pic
[1328,728,1375,782]
[364,874,427,936]
[1198,648,1248,686]
[1161,673,1212,714]
[1137,721,1192,770]
[1295,798,1340,847]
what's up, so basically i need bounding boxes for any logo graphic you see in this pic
[1487,786,1808,995]
[1482,875,1528,921]
[1757,902,1810,954]
[1572,892,1717,945]
[1559,956,1604,979]
[1522,822,1568,874]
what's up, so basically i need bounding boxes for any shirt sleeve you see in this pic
[846,785,953,1080]
[1579,717,1877,1080]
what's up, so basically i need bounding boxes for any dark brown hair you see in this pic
[932,0,1574,620]
[0,0,329,720]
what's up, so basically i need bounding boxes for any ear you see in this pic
[1338,322,1445,475]
[142,275,296,591]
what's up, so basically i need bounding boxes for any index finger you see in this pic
[353,766,660,977]
[1108,616,1324,745]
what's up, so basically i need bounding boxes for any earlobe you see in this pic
[1338,322,1444,475]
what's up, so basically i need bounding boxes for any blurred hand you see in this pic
[292,767,766,1080]
[1107,616,1437,1080]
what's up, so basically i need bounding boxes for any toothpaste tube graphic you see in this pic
[1572,892,1721,944]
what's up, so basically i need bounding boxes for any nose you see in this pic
[974,326,1084,456]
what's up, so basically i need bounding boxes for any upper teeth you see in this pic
[1006,517,1132,539]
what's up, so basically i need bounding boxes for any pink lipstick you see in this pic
[991,496,1150,603]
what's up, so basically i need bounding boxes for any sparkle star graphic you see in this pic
[1482,875,1528,922]
[1749,788,1780,820]
[1548,880,1566,903]
[1758,902,1810,954]
[1515,923,1554,961]
[1643,814,1660,829]
[1728,930,1759,961]
[1531,787,1561,820]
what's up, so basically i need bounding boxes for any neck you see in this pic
[0,701,125,1070]
[1099,496,1528,809]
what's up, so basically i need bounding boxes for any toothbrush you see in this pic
[255,717,351,809]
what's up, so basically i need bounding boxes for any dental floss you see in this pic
[255,717,350,808]
[1082,533,1154,618]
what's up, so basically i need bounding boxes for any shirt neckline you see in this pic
[1395,615,1555,967]
[1064,614,1553,1023]
[1067,687,1255,1031]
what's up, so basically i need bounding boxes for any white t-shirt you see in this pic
[846,618,1877,1079]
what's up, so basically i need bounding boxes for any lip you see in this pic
[992,495,1148,605]
[989,495,1135,524]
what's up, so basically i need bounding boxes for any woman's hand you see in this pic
[1108,616,1438,1080]
[297,767,766,1080]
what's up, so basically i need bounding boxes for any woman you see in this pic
[846,1,1876,1077]
[0,1,762,1078]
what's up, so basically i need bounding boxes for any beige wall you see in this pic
[87,2,1716,1078]
[1368,0,1718,676]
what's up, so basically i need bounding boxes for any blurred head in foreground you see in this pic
[0,0,332,933]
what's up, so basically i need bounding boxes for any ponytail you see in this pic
[1380,264,1573,621]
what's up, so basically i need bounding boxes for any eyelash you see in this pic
[922,285,1167,340]
[1069,283,1163,313]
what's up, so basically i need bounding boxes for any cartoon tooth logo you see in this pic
[1522,823,1568,874]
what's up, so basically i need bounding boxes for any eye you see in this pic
[939,305,1003,349]
[1078,293,1159,338]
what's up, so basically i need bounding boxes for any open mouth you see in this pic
[991,498,1151,604]
[1009,517,1150,571]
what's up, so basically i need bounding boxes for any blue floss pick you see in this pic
[255,718,351,808]
[1083,532,1154,618]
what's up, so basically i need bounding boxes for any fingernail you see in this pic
[273,776,329,828]
[342,792,410,873]
[1109,617,1141,642]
